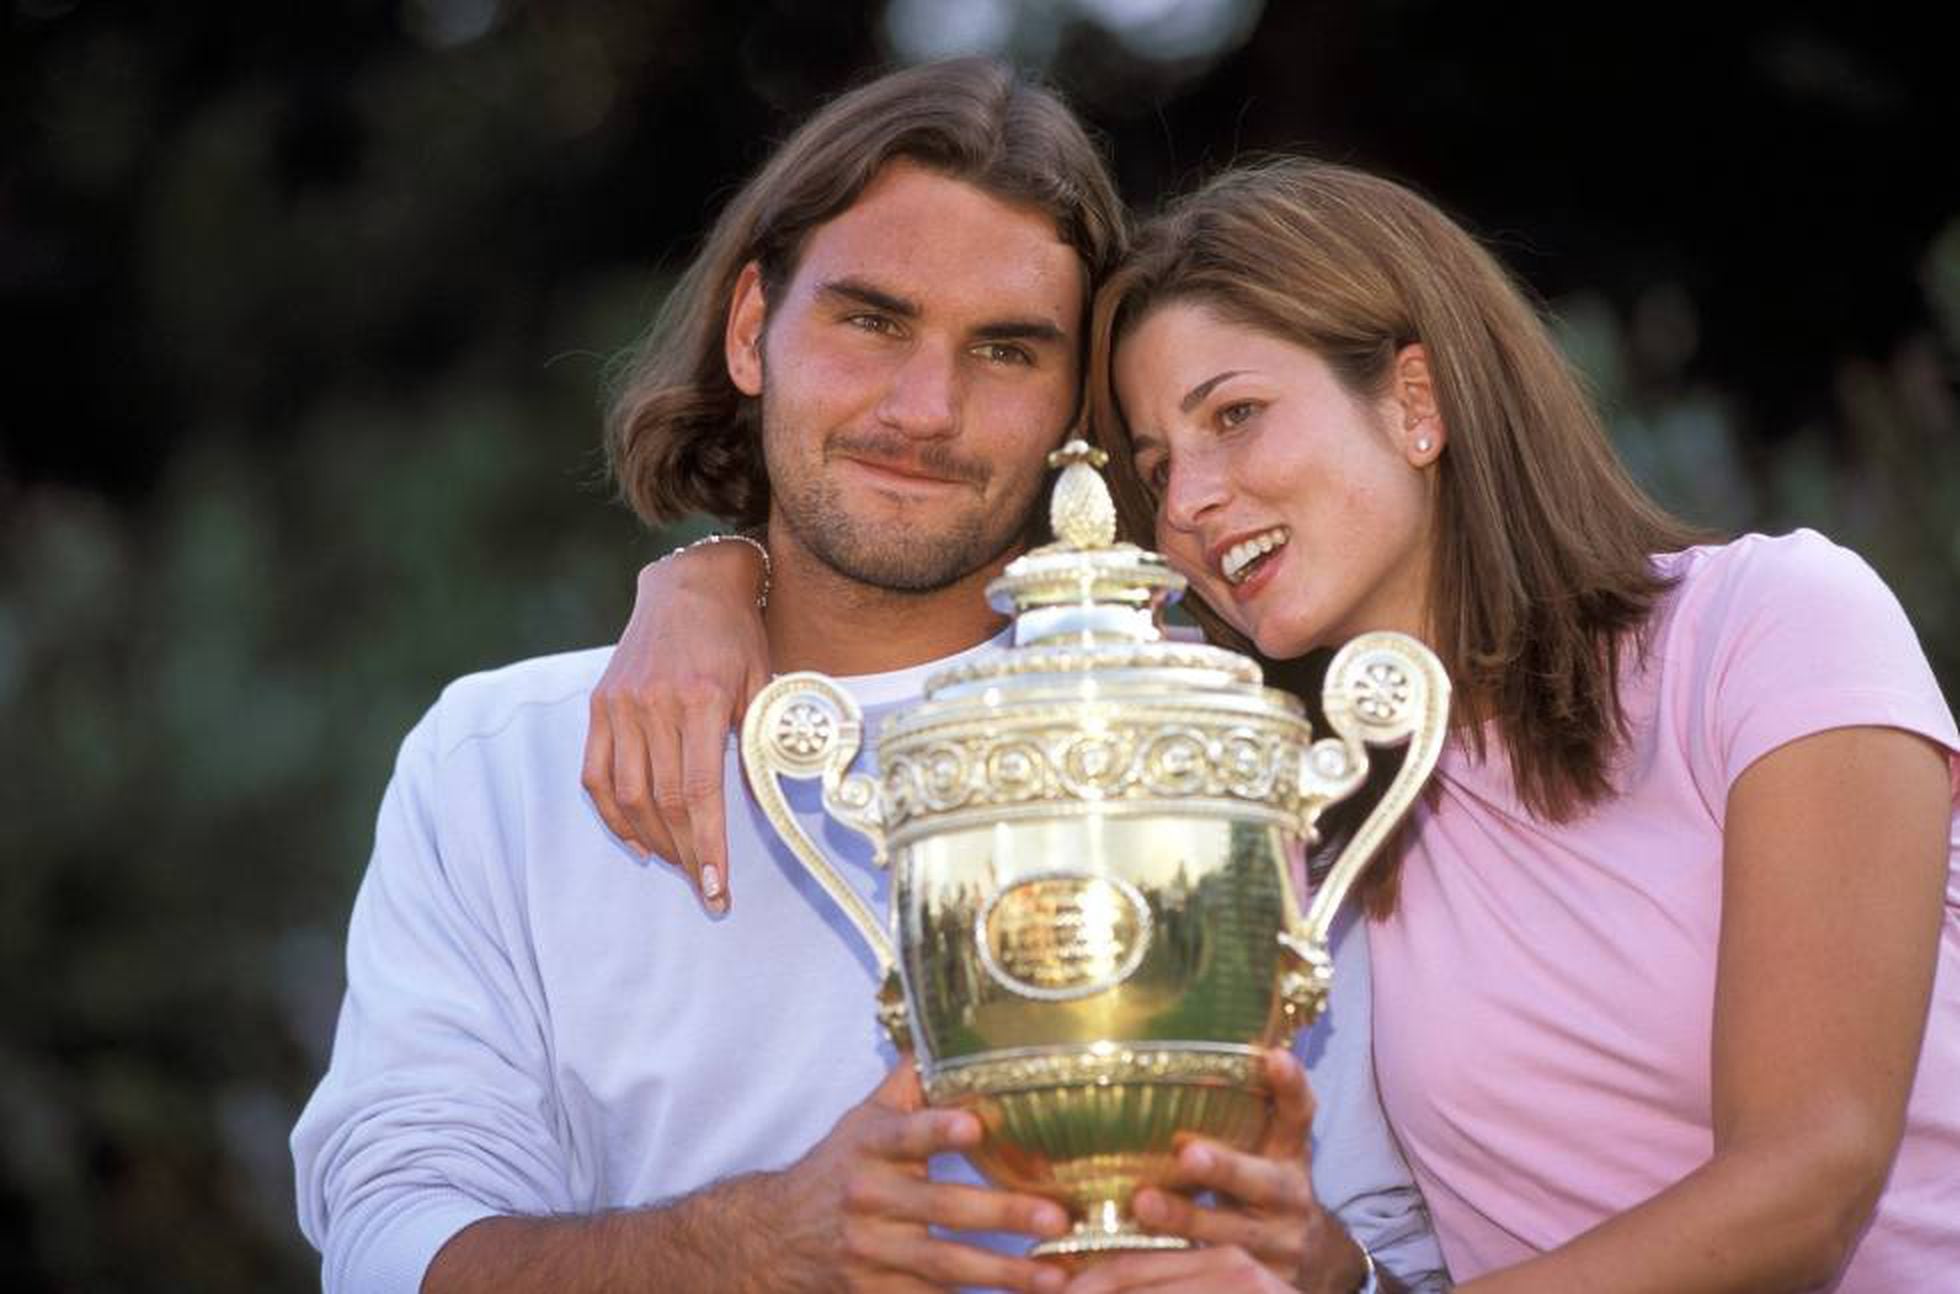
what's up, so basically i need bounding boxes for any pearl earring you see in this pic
[1414,436,1433,454]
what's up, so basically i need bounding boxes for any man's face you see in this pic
[726,161,1086,593]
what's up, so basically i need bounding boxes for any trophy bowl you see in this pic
[742,442,1448,1259]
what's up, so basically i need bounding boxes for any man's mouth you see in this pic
[1219,527,1289,585]
[830,438,985,490]
[845,456,965,486]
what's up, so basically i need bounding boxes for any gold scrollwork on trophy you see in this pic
[881,715,1305,815]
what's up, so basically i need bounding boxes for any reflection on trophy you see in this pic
[742,440,1449,1260]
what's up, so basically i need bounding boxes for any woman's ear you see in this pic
[1393,343,1446,465]
[725,262,767,397]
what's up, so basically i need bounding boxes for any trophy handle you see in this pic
[741,673,909,1043]
[1278,633,1451,1022]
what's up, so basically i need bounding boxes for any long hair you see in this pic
[607,58,1126,530]
[1088,158,1705,907]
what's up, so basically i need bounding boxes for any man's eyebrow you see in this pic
[817,277,919,318]
[1181,370,1247,414]
[973,318,1068,346]
[816,277,1067,346]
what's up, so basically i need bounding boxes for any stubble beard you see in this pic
[762,406,1042,596]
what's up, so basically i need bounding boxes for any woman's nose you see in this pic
[1158,452,1225,532]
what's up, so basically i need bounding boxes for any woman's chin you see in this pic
[1246,618,1315,662]
[1246,606,1346,661]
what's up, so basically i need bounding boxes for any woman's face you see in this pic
[1114,301,1440,659]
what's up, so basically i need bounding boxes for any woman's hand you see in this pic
[1065,1049,1373,1294]
[581,538,771,913]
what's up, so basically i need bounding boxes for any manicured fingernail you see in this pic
[1182,1145,1213,1172]
[1033,1203,1068,1233]
[700,864,722,899]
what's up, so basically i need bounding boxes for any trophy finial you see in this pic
[1047,438,1117,550]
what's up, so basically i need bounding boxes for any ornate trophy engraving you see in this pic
[742,441,1449,1259]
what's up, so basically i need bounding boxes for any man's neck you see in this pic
[762,529,1015,677]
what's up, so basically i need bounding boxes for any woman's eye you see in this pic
[1135,457,1169,495]
[1218,400,1259,429]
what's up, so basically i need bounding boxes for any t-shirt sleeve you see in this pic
[290,707,574,1294]
[1688,531,1960,798]
[1302,908,1451,1292]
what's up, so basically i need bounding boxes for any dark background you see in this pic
[3,1,1954,1288]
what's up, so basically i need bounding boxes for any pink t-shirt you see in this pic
[1371,530,1960,1288]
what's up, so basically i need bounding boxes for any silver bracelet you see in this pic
[653,531,772,609]
[1355,1244,1380,1294]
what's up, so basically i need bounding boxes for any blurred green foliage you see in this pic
[1,3,1954,1290]
[1,377,666,1290]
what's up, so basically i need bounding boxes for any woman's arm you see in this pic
[581,538,772,913]
[1461,723,1951,1293]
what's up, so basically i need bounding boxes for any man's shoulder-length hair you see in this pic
[606,57,1127,531]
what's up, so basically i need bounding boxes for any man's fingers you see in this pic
[680,699,733,912]
[847,1171,1069,1238]
[1130,1185,1294,1259]
[858,1063,980,1158]
[849,1224,1066,1294]
[862,1057,928,1114]
[1259,1047,1316,1159]
[1163,1138,1310,1213]
[864,1103,982,1161]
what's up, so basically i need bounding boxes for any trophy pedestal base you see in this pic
[1029,1200,1191,1264]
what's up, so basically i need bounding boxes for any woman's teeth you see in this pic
[1221,528,1289,584]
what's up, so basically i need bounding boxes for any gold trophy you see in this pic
[742,441,1448,1259]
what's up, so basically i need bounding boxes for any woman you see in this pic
[587,158,1959,1290]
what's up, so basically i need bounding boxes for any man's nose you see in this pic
[876,341,958,438]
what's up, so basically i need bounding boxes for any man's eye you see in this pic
[847,314,896,334]
[976,342,1033,366]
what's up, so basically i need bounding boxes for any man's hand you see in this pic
[771,1060,1072,1292]
[427,1060,1072,1293]
[1062,1049,1372,1294]
[582,541,771,914]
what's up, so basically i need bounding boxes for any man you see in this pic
[293,59,1441,1293]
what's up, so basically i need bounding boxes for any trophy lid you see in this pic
[982,439,1187,649]
[921,439,1269,698]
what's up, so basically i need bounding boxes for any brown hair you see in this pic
[607,58,1126,529]
[1088,158,1705,906]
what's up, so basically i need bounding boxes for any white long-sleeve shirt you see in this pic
[291,639,1447,1291]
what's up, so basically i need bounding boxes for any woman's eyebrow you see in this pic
[1181,369,1247,414]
